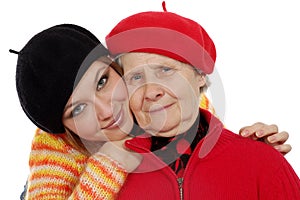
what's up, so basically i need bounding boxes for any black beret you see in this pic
[15,24,108,133]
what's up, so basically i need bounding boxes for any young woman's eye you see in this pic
[97,75,108,91]
[71,104,86,117]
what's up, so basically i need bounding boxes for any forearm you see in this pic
[69,154,127,200]
[25,153,127,200]
[25,130,128,200]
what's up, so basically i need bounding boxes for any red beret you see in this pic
[106,10,216,74]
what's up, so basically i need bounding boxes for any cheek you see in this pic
[110,76,128,102]
[169,73,200,99]
[128,88,144,113]
[77,120,97,138]
[65,112,99,140]
[167,78,200,115]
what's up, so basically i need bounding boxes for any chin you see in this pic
[146,126,179,138]
[106,132,128,141]
[155,132,177,137]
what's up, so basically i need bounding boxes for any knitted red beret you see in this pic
[106,7,216,74]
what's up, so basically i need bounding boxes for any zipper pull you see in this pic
[177,177,184,200]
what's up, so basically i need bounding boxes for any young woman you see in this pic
[16,24,141,199]
[16,23,292,200]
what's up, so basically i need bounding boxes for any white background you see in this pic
[1,0,299,199]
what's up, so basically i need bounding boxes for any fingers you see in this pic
[273,144,292,155]
[239,122,278,139]
[239,122,292,156]
[266,131,291,155]
[99,138,143,172]
[267,131,289,144]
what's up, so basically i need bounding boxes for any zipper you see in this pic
[177,177,184,200]
[127,137,186,199]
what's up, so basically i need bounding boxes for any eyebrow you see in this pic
[64,68,104,112]
[64,64,109,112]
[95,63,111,82]
[148,62,176,69]
[94,67,102,85]
[64,100,80,113]
[124,68,144,80]
[63,100,81,119]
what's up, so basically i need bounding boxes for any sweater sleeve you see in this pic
[25,129,128,200]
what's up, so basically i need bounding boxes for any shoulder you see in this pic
[221,129,280,154]
[218,129,289,168]
[29,129,88,168]
[218,130,300,198]
[199,127,300,197]
[31,128,68,151]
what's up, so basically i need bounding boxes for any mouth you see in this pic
[101,109,124,130]
[147,103,175,113]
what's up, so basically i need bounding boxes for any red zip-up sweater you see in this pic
[118,109,300,200]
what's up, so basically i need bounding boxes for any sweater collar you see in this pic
[125,108,223,155]
[125,109,224,173]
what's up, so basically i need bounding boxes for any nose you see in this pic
[94,94,113,121]
[144,83,165,102]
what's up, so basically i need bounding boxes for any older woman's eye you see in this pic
[156,66,175,78]
[97,75,108,91]
[125,73,144,85]
[161,66,172,73]
[132,73,143,81]
[72,104,86,117]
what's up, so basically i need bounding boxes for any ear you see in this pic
[196,73,206,88]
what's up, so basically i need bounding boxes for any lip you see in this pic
[147,103,175,113]
[101,109,124,130]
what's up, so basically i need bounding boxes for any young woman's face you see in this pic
[62,58,133,142]
[121,53,206,137]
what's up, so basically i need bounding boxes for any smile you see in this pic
[101,109,124,130]
[148,103,175,113]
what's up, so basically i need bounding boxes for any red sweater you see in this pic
[118,109,300,200]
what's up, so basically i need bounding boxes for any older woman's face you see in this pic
[121,53,206,137]
[62,59,133,142]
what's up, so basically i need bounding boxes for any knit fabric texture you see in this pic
[119,109,300,199]
[25,129,127,200]
[24,93,214,199]
[106,10,216,75]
